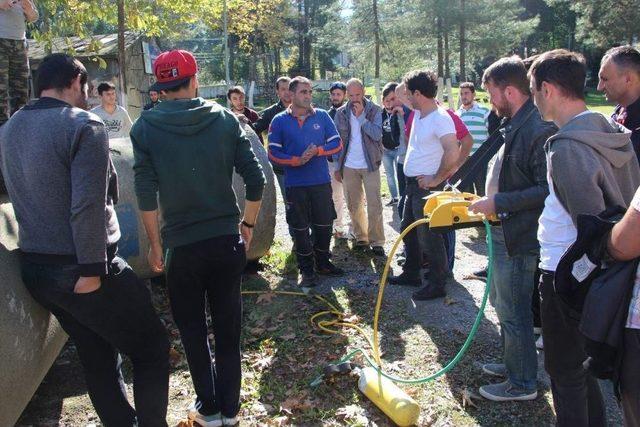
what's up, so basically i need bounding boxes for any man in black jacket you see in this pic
[254,76,292,202]
[328,81,346,120]
[254,77,294,243]
[598,45,640,162]
[469,56,556,402]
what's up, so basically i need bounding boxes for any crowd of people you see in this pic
[0,4,639,423]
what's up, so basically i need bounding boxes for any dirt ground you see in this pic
[17,177,623,426]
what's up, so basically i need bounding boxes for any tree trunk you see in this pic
[303,0,311,76]
[459,0,466,82]
[229,36,236,81]
[373,0,381,102]
[297,0,304,72]
[274,48,281,76]
[444,18,450,80]
[436,12,443,77]
[117,0,126,105]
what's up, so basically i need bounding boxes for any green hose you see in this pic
[311,219,494,386]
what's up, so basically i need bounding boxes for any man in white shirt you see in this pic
[530,49,640,426]
[91,81,133,139]
[333,78,385,256]
[388,70,457,300]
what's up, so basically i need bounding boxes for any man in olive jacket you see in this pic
[333,78,385,255]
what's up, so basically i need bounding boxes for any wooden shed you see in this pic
[27,32,161,121]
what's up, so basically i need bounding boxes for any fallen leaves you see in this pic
[461,388,481,409]
[250,354,275,370]
[336,404,370,424]
[341,313,361,323]
[279,391,313,415]
[168,347,182,367]
[256,292,276,304]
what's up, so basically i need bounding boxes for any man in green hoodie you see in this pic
[131,49,266,427]
[530,49,640,426]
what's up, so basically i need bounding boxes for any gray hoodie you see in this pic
[546,112,640,223]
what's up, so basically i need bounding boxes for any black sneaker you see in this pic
[464,267,487,281]
[299,271,317,288]
[412,285,446,300]
[352,241,369,251]
[371,246,385,257]
[316,261,344,276]
[388,272,422,287]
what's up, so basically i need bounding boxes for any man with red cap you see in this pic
[131,50,266,427]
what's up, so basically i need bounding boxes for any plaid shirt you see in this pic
[627,187,640,329]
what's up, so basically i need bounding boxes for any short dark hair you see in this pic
[329,81,346,93]
[382,82,398,99]
[35,53,88,97]
[227,85,245,100]
[289,76,311,93]
[97,81,116,95]
[163,77,192,93]
[403,70,438,98]
[522,54,540,72]
[603,45,640,77]
[459,82,475,92]
[276,76,291,91]
[529,49,586,100]
[482,56,530,95]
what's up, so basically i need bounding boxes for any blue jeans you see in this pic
[489,226,538,391]
[382,148,399,200]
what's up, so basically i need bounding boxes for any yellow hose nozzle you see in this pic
[358,367,420,426]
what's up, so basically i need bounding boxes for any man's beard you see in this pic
[494,101,512,118]
[331,101,343,108]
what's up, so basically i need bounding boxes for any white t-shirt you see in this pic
[537,170,577,272]
[403,107,455,177]
[345,112,368,169]
[538,111,592,272]
[91,105,133,140]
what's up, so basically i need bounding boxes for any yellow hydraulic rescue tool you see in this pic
[423,190,499,231]
[353,189,498,426]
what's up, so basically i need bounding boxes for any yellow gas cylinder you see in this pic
[358,367,420,426]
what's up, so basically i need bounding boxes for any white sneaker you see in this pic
[188,401,222,427]
[536,335,544,350]
[222,415,239,426]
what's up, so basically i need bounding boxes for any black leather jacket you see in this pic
[494,99,557,256]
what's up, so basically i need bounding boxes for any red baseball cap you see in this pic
[152,50,198,91]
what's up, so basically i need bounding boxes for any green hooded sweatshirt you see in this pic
[130,98,265,249]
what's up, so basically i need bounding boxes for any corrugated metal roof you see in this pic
[28,32,140,61]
